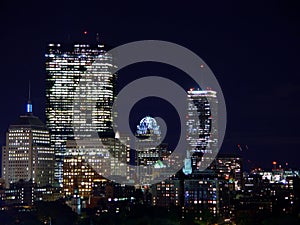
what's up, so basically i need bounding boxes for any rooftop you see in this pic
[9,113,47,129]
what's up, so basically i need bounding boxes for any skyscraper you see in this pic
[135,116,162,167]
[2,99,54,188]
[134,116,169,185]
[45,43,116,186]
[184,89,218,174]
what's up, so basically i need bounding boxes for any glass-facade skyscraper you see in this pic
[45,43,116,186]
[184,89,218,174]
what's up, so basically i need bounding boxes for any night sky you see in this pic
[0,0,299,170]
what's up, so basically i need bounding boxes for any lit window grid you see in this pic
[2,125,54,188]
[46,44,116,186]
[186,90,218,169]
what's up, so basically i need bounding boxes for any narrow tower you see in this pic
[1,88,54,188]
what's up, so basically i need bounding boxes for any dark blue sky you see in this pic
[0,0,299,170]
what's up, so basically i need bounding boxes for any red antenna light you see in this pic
[237,144,242,151]
[84,31,88,35]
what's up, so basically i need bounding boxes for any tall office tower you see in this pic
[183,89,218,174]
[45,43,116,186]
[135,116,162,166]
[2,100,54,188]
[133,116,170,185]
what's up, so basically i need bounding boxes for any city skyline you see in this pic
[0,81,299,224]
[1,1,300,224]
[0,56,298,171]
[2,85,296,175]
[1,1,299,170]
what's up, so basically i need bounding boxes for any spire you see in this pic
[182,150,192,175]
[96,33,100,43]
[28,81,31,101]
[26,81,32,113]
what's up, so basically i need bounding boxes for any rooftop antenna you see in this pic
[96,33,100,43]
[26,81,32,113]
[28,81,31,101]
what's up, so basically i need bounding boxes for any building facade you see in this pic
[134,116,170,185]
[151,179,182,207]
[2,102,54,188]
[183,176,220,217]
[184,89,218,174]
[45,42,116,186]
[210,153,243,191]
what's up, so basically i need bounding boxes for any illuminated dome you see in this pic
[136,116,160,136]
